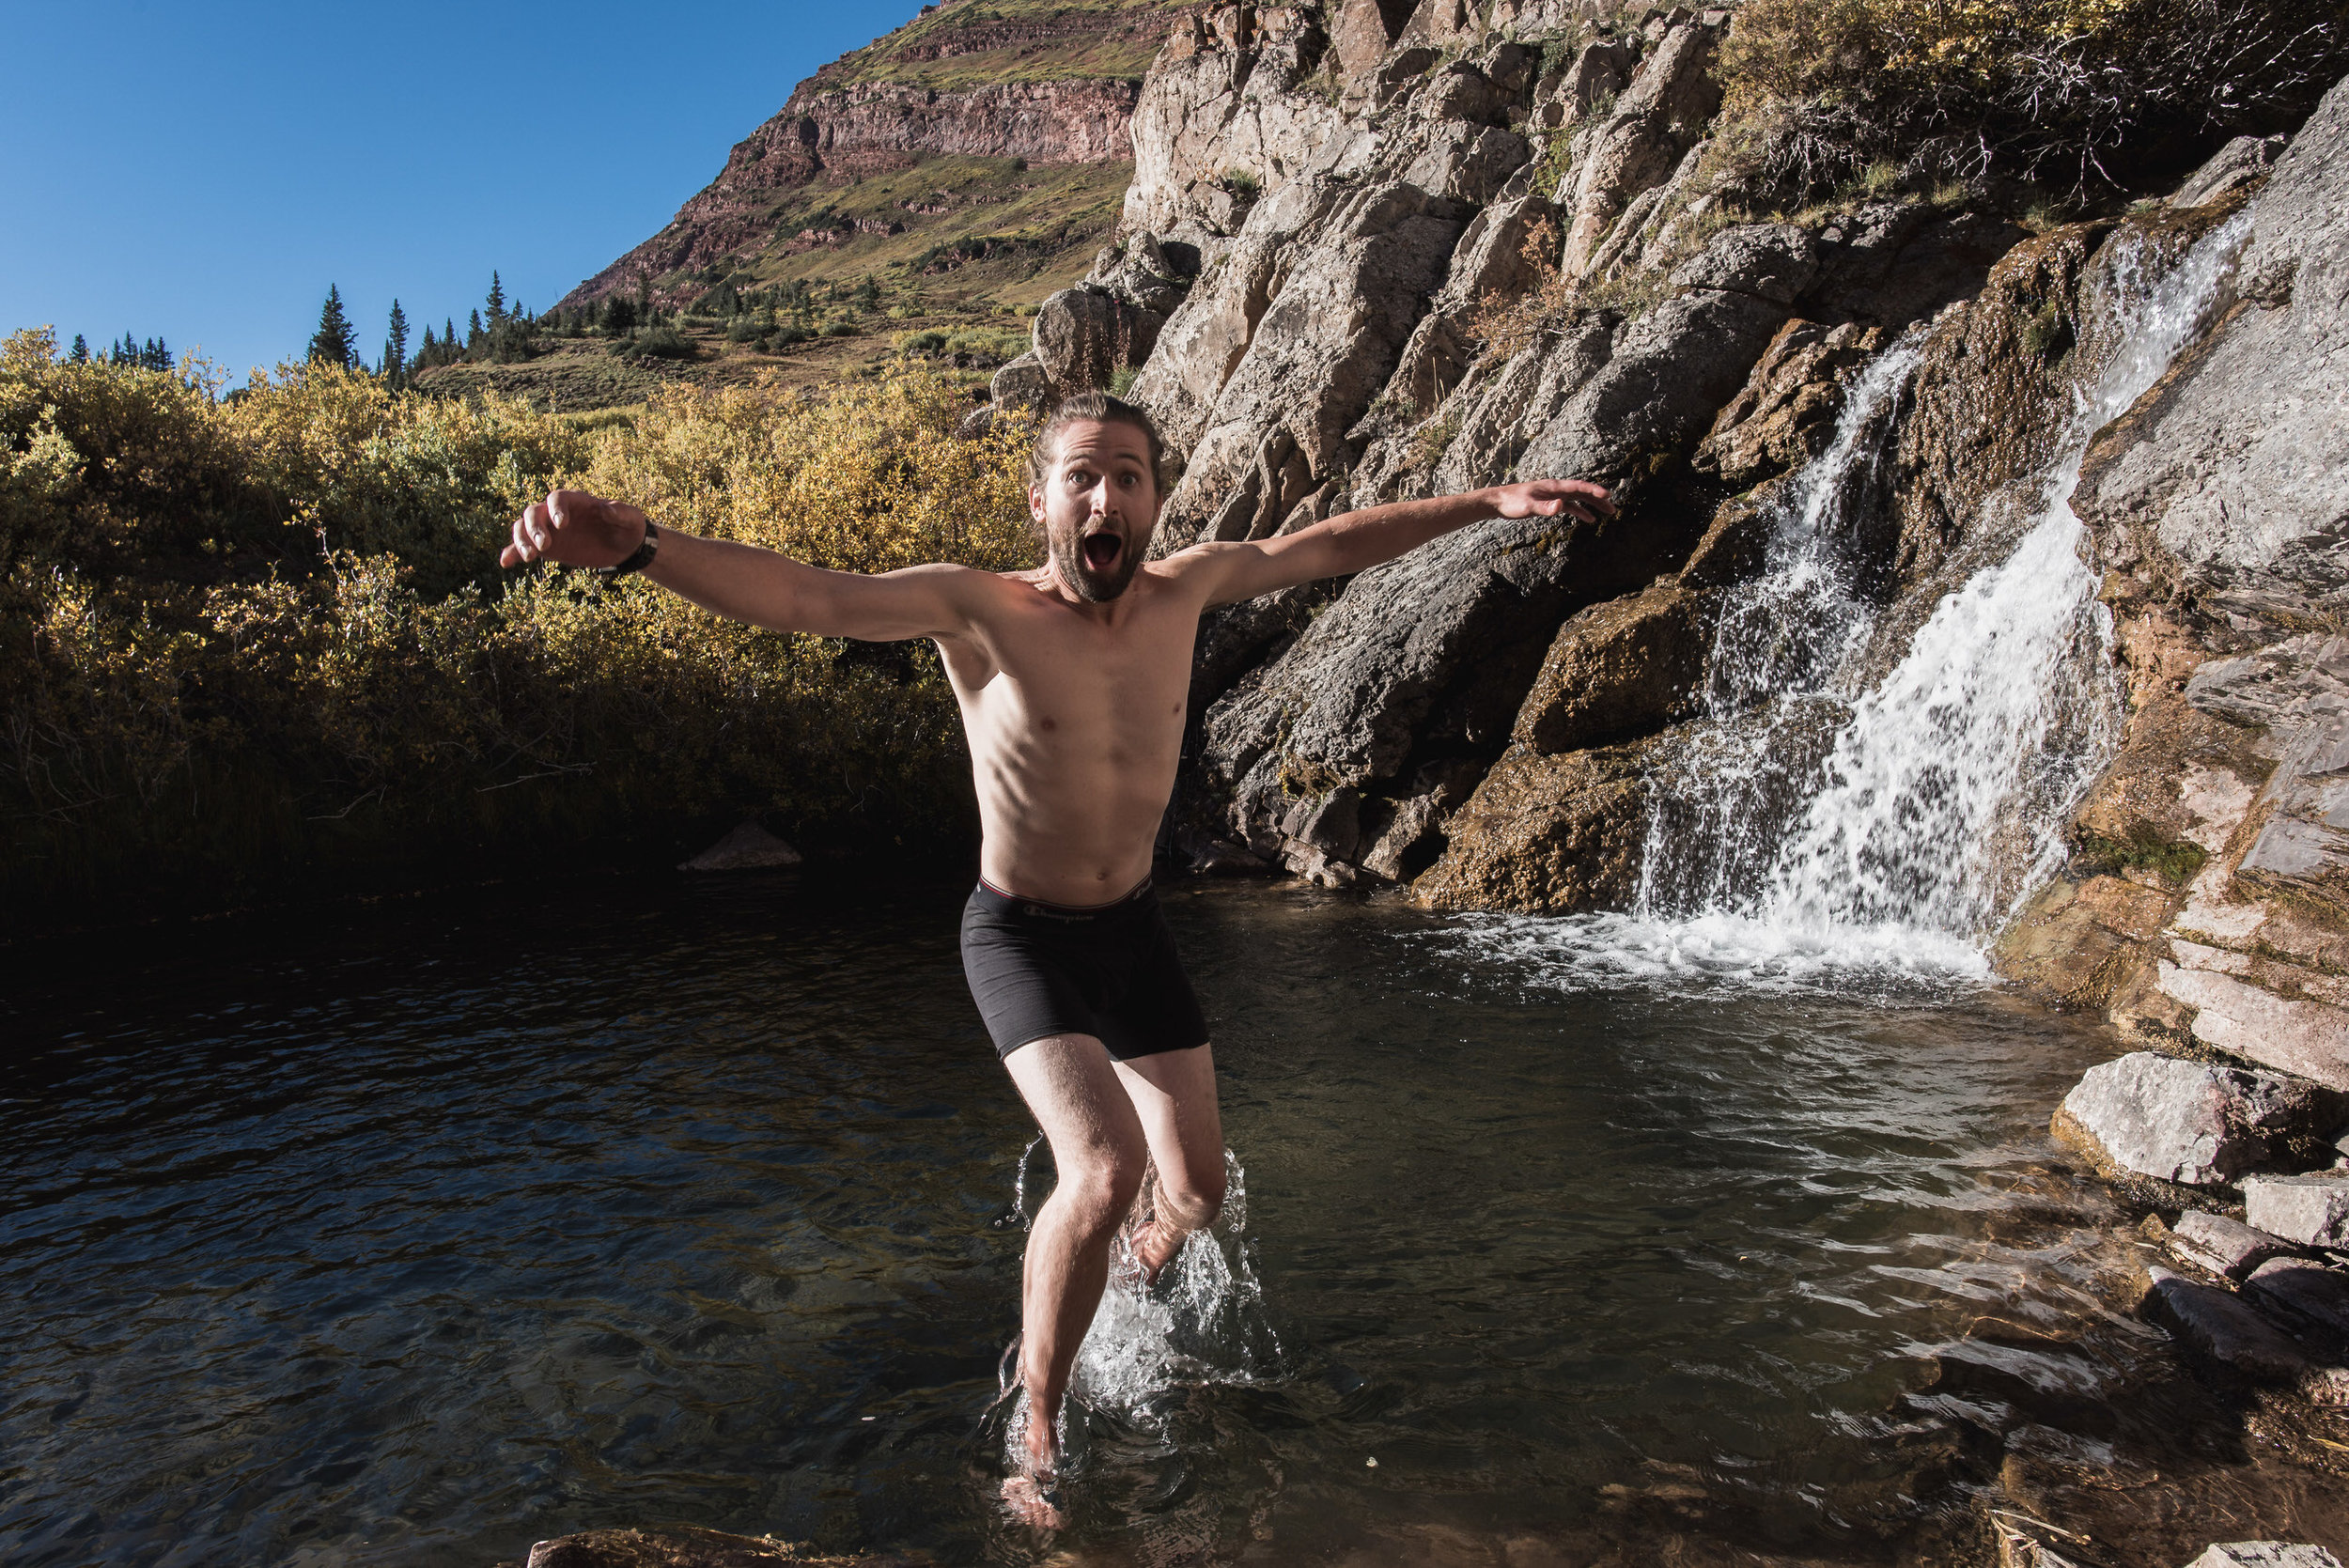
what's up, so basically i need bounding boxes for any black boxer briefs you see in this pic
[959,877,1210,1061]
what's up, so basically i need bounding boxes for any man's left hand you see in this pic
[1487,478,1615,523]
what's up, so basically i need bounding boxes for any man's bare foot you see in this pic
[1000,1472,1066,1528]
[1128,1218,1189,1285]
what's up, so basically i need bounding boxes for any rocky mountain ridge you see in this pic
[558,0,1199,312]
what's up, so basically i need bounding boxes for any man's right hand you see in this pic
[500,489,649,569]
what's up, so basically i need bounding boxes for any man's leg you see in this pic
[1002,1032,1147,1481]
[1113,1044,1226,1281]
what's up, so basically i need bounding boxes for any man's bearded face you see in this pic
[1032,420,1161,603]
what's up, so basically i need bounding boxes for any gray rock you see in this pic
[2170,1209,2297,1280]
[1560,19,1723,279]
[2050,1051,2337,1187]
[2073,73,2349,629]
[2183,1546,2346,1568]
[2245,1254,2349,1337]
[990,351,1056,414]
[2142,1265,2312,1383]
[1032,287,1122,395]
[1667,224,1820,304]
[1516,280,1796,486]
[677,821,803,872]
[2170,133,2290,210]
[1330,0,1415,82]
[2244,1170,2349,1248]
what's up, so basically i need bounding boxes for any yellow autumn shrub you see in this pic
[0,328,1038,928]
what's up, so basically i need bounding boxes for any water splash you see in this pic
[999,1148,1284,1472]
[1468,213,2252,991]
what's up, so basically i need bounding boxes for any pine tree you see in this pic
[486,271,506,325]
[467,308,483,350]
[67,334,88,363]
[113,333,136,365]
[141,336,172,371]
[309,285,358,369]
[384,299,410,382]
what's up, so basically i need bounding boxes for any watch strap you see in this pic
[599,520,660,580]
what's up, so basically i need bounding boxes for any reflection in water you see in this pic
[0,873,2336,1567]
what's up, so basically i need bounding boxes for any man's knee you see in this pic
[1057,1140,1146,1227]
[1161,1159,1226,1230]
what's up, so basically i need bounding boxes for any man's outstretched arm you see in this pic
[1187,479,1613,607]
[501,489,983,642]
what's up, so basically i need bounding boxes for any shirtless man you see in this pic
[500,391,1612,1521]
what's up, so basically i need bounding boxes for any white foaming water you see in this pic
[1458,213,2253,995]
[1002,1149,1283,1471]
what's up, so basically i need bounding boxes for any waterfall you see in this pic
[1455,213,2252,992]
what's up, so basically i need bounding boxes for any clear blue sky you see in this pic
[2,0,922,377]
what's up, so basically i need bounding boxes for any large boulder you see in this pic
[2169,1208,2298,1281]
[1412,742,1651,914]
[2050,1051,2341,1187]
[1513,577,1712,755]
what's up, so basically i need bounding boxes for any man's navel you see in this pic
[1039,716,1057,731]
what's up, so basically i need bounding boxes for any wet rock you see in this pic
[520,1525,896,1568]
[2050,1051,2336,1188]
[2244,1171,2349,1249]
[1694,320,1885,492]
[1677,476,1792,590]
[2245,1255,2349,1338]
[2142,1265,2312,1383]
[1514,578,1712,754]
[2184,1546,2347,1568]
[1358,757,1486,882]
[1884,221,2120,593]
[1413,742,1650,914]
[2171,1209,2299,1281]
[1998,876,2178,1011]
[678,821,802,872]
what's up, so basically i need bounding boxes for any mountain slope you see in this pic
[558,0,1197,315]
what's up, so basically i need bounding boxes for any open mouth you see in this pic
[1081,532,1123,572]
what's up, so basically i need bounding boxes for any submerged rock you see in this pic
[678,821,804,872]
[2050,1052,2337,1188]
[516,1526,905,1568]
[2141,1265,2312,1384]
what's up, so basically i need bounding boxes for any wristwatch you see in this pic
[599,520,661,581]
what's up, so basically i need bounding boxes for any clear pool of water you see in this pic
[1,871,2324,1566]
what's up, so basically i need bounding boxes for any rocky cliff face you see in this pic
[1999,83,2349,1099]
[558,0,1196,311]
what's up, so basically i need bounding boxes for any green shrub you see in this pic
[821,320,861,338]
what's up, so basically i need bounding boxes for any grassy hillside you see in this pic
[819,0,1180,89]
[428,155,1128,411]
